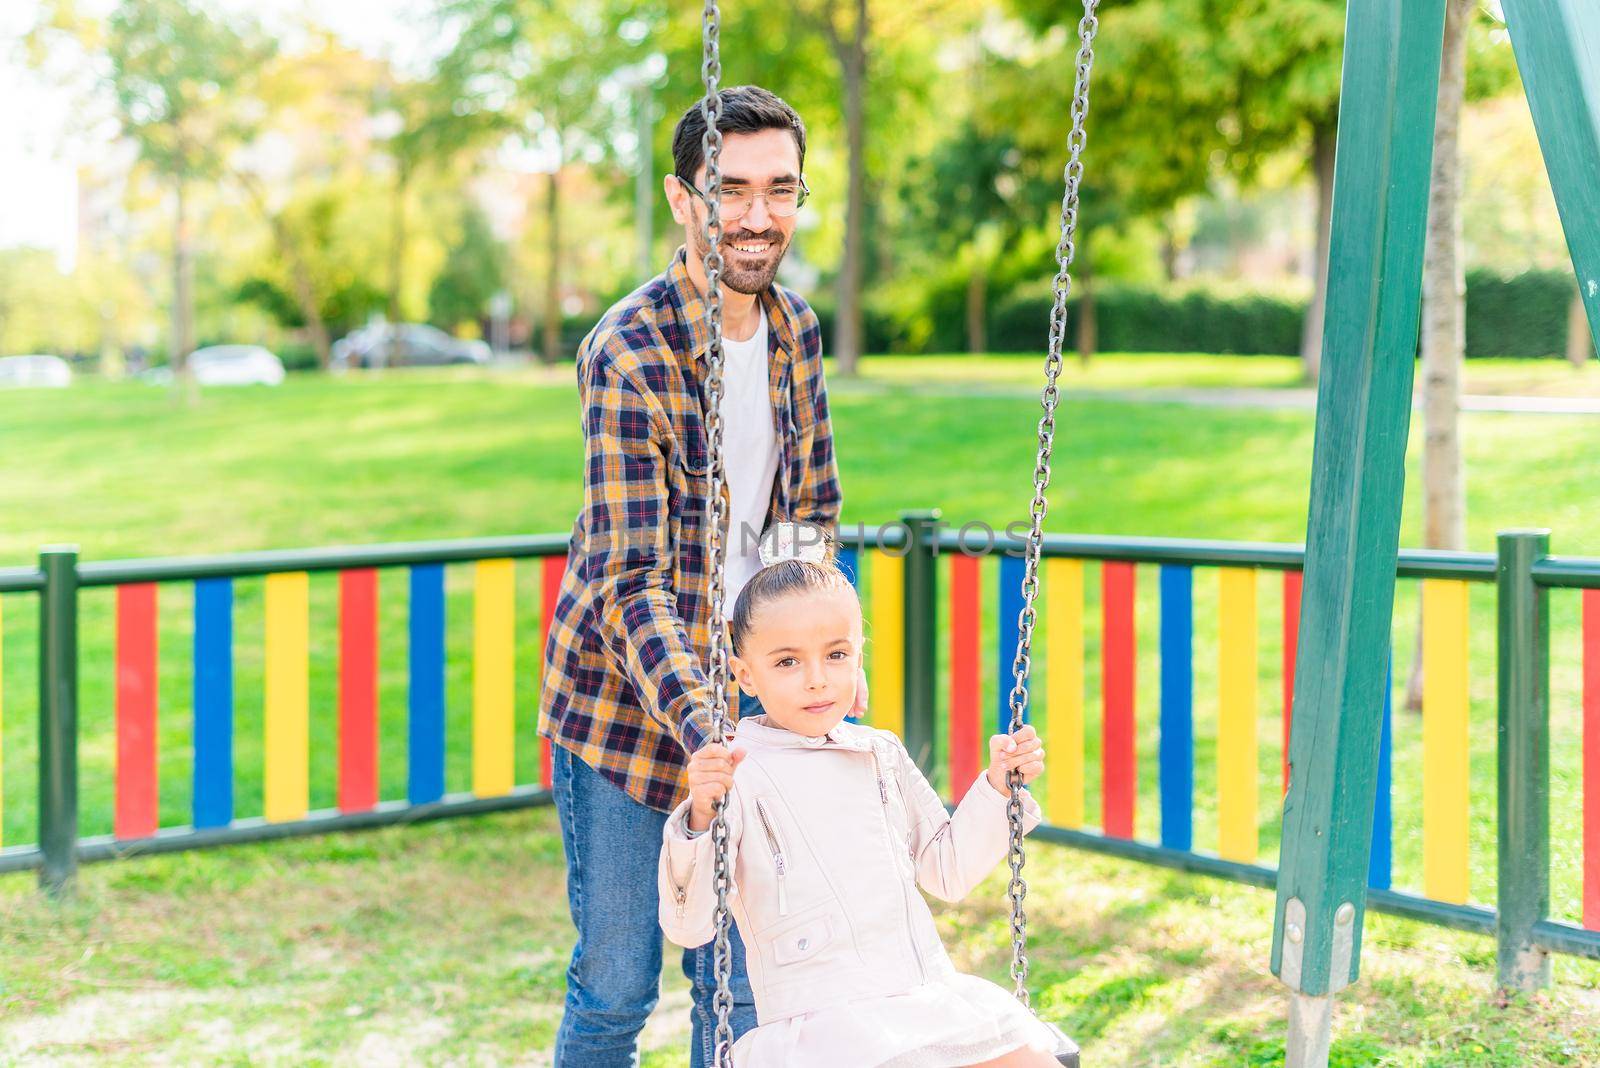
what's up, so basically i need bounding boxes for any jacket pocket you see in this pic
[770,912,832,967]
[752,796,794,917]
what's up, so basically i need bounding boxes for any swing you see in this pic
[691,1,1100,1063]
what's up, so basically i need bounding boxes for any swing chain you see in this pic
[1004,0,1101,1007]
[696,0,737,1063]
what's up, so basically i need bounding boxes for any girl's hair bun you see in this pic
[756,520,836,569]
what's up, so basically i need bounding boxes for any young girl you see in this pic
[658,537,1061,1067]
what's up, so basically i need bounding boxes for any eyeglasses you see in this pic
[676,175,810,219]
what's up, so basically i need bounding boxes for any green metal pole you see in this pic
[1500,0,1600,356]
[901,509,940,778]
[1496,529,1552,991]
[39,546,80,897]
[1271,0,1446,1061]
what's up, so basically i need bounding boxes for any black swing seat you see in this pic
[1044,1022,1081,1067]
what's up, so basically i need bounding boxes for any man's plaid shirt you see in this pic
[538,248,843,813]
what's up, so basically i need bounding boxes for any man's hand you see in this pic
[686,743,747,831]
[985,725,1044,795]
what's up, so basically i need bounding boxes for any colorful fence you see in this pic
[847,518,1598,978]
[0,519,1595,983]
[0,537,589,882]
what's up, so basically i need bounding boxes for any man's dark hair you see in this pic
[671,85,806,182]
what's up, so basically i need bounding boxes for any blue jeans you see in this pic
[551,693,760,1067]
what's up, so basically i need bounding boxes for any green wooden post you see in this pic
[901,509,941,778]
[1271,0,1445,1061]
[1501,0,1600,355]
[1496,530,1552,991]
[38,546,80,897]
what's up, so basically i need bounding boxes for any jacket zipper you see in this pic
[754,798,790,916]
[667,859,690,920]
[872,746,926,982]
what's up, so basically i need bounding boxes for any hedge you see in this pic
[809,267,1584,359]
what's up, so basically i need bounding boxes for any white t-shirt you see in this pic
[716,311,781,620]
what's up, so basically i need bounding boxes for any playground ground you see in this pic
[2,354,1599,1063]
[1,806,1596,1065]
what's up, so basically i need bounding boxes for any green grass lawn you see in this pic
[2,355,1599,1063]
[847,351,1600,397]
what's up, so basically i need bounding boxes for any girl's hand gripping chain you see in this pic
[985,724,1045,795]
[687,742,747,832]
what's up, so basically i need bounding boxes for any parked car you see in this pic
[188,345,286,386]
[0,354,72,388]
[331,323,491,370]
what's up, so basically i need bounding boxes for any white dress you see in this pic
[732,971,1061,1067]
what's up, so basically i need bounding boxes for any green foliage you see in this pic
[822,269,1584,359]
[1464,267,1576,359]
[990,283,1303,356]
[104,0,274,181]
[428,206,507,331]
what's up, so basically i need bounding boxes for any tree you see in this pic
[100,0,273,387]
[988,0,1255,361]
[904,122,1030,354]
[430,205,507,332]
[374,68,490,328]
[442,0,647,363]
[231,38,405,367]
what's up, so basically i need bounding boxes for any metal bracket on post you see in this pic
[38,545,80,897]
[1281,897,1357,1065]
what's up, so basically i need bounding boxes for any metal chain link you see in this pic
[1006,0,1101,1007]
[696,0,736,1063]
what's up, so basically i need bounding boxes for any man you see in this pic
[539,85,855,1067]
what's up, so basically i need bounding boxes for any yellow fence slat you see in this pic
[473,559,516,798]
[870,550,904,738]
[1423,578,1471,904]
[264,572,310,823]
[1218,567,1258,862]
[1046,558,1084,828]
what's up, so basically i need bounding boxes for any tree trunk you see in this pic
[1300,122,1337,384]
[965,262,986,355]
[241,174,332,370]
[1568,285,1595,367]
[388,165,409,326]
[277,224,332,369]
[1162,223,1180,283]
[1075,262,1098,365]
[172,175,196,401]
[1405,0,1471,712]
[543,166,563,366]
[832,0,868,376]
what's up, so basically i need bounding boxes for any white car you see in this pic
[188,345,286,386]
[0,354,72,388]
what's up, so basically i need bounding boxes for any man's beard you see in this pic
[690,225,788,295]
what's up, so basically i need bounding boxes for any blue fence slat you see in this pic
[409,564,446,806]
[997,553,1028,733]
[193,577,234,829]
[836,545,859,588]
[1369,654,1394,890]
[1159,565,1194,852]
